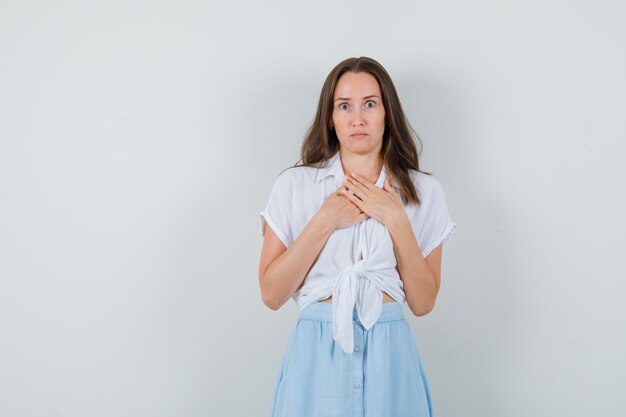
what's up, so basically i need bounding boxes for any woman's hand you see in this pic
[317,185,369,230]
[342,173,406,227]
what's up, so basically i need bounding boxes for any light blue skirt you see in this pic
[268,301,434,417]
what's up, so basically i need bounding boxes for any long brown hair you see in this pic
[295,56,430,206]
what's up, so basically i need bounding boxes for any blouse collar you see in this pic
[314,151,395,189]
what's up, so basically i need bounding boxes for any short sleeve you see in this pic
[259,171,294,248]
[410,176,457,258]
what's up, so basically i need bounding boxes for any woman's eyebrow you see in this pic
[333,94,381,102]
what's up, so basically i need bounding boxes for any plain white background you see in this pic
[1,1,625,416]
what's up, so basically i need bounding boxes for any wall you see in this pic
[1,1,624,416]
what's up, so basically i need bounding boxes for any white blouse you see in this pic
[259,151,456,354]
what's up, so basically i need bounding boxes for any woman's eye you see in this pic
[365,101,376,108]
[339,103,349,110]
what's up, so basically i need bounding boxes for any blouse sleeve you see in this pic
[259,170,294,248]
[410,175,457,258]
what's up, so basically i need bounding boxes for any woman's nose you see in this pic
[352,111,364,127]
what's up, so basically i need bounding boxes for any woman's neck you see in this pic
[339,150,383,184]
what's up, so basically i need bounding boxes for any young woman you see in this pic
[258,56,456,417]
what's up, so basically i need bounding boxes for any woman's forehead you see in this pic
[334,72,381,99]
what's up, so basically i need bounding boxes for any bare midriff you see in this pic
[319,292,397,303]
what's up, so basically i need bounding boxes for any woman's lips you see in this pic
[351,132,367,138]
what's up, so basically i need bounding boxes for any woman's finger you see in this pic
[349,172,375,190]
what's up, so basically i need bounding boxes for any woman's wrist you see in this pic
[384,210,410,234]
[311,210,337,235]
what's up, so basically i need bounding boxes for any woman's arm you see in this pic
[386,213,442,316]
[258,188,367,310]
[259,214,334,310]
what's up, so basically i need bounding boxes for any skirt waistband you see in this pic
[299,301,405,323]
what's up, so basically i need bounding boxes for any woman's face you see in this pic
[331,71,386,157]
